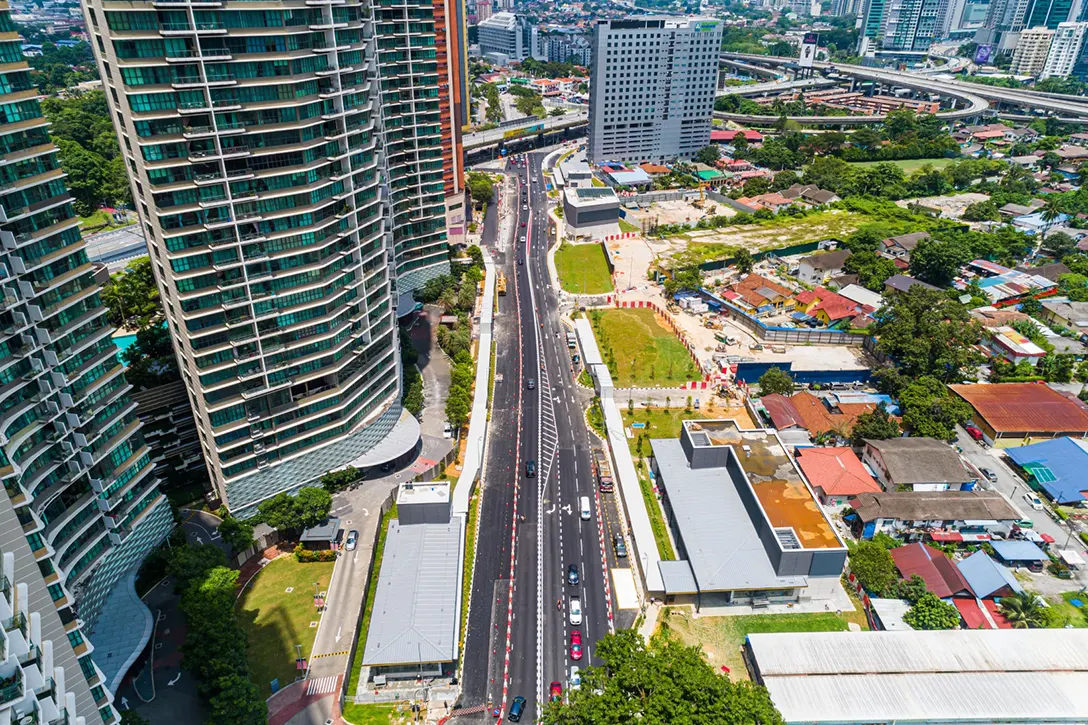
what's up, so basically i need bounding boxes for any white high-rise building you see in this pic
[588,17,724,165]
[1041,20,1088,75]
[1011,25,1057,73]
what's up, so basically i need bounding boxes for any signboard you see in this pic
[694,20,719,31]
[503,123,544,141]
[974,43,993,65]
[799,32,819,68]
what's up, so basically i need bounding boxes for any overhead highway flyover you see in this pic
[718,52,1088,125]
[463,111,589,151]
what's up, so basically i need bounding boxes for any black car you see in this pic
[509,696,526,722]
[528,378,536,390]
[567,564,579,586]
[525,459,536,477]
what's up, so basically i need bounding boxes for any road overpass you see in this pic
[718,76,838,98]
[719,52,1088,123]
[463,111,588,151]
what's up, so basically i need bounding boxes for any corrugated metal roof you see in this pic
[748,629,1088,676]
[361,518,463,667]
[957,550,1023,599]
[762,671,1088,724]
[950,383,1088,435]
[991,539,1049,562]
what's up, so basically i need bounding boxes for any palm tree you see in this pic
[998,591,1044,629]
[1041,197,1067,227]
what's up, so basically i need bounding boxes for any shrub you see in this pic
[293,544,337,563]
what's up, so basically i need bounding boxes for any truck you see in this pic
[594,449,614,493]
[497,272,507,296]
[567,331,577,350]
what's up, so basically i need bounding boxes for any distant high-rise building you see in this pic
[588,17,723,165]
[540,30,593,65]
[876,0,952,51]
[478,12,541,64]
[80,0,466,516]
[1041,20,1088,74]
[0,0,173,718]
[1011,25,1057,72]
[477,0,493,24]
[977,0,1075,51]
[829,0,866,16]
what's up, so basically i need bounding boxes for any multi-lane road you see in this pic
[461,151,618,722]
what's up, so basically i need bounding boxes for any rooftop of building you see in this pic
[949,382,1088,435]
[795,447,880,498]
[396,481,450,506]
[851,490,1021,523]
[864,437,974,484]
[1006,436,1088,503]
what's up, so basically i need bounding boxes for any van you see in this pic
[579,496,591,520]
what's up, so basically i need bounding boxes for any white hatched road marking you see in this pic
[305,676,338,695]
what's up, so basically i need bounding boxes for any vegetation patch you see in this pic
[345,503,398,705]
[554,243,614,294]
[589,308,699,387]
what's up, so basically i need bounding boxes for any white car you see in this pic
[569,666,581,690]
[520,236,526,242]
[1023,492,1045,511]
[569,596,582,626]
[523,205,528,210]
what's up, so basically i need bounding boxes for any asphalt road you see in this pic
[460,153,617,722]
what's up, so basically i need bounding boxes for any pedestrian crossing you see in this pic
[306,676,339,696]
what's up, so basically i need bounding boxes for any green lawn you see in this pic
[621,408,709,456]
[554,242,614,295]
[79,209,133,234]
[848,158,956,173]
[1050,592,1088,628]
[342,702,421,725]
[236,556,335,697]
[660,607,866,679]
[619,217,640,234]
[590,308,699,387]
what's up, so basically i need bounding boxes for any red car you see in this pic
[570,630,582,660]
[521,221,527,227]
[965,424,984,442]
[550,682,562,702]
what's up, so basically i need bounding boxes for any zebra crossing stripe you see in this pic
[305,676,339,696]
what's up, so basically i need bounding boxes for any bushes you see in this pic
[446,352,475,429]
[293,544,338,563]
[848,541,897,594]
[321,466,362,494]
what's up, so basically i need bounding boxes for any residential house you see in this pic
[1040,299,1088,339]
[1004,127,1040,144]
[881,231,929,263]
[1068,132,1088,146]
[999,202,1037,218]
[884,274,938,294]
[890,543,975,598]
[985,325,1047,366]
[837,284,883,310]
[709,129,763,145]
[795,447,880,507]
[851,490,1022,539]
[990,540,1049,570]
[861,438,976,492]
[760,391,882,438]
[959,260,1057,304]
[1008,155,1041,169]
[728,273,796,315]
[797,250,853,284]
[736,191,793,212]
[639,162,671,177]
[1013,262,1071,282]
[793,286,872,326]
[1012,211,1069,235]
[779,183,841,205]
[1053,145,1088,162]
[957,550,1023,599]
[970,305,1030,329]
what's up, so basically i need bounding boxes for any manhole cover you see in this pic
[309,621,318,628]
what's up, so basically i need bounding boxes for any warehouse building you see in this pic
[746,629,1088,724]
[950,383,1088,447]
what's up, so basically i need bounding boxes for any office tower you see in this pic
[857,0,888,54]
[81,0,465,517]
[1011,25,1057,71]
[478,12,541,64]
[0,550,101,725]
[1041,20,1088,74]
[945,0,992,32]
[588,17,723,165]
[0,3,172,719]
[977,0,1075,51]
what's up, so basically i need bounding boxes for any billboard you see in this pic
[974,43,993,65]
[799,32,819,68]
[503,123,544,141]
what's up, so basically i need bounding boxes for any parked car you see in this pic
[570,630,583,660]
[965,425,984,442]
[567,564,579,586]
[1023,492,1045,511]
[509,696,526,722]
[345,530,359,550]
[980,467,998,483]
[613,533,627,558]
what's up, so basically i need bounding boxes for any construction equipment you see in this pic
[497,272,507,296]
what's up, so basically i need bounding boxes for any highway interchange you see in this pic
[460,151,623,723]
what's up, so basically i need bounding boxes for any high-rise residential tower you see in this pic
[977,0,1075,51]
[0,0,172,718]
[1040,20,1088,75]
[1013,25,1058,72]
[588,17,723,165]
[80,0,465,517]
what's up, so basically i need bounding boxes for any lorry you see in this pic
[593,449,614,493]
[567,331,577,350]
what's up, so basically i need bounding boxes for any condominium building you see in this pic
[540,29,592,66]
[977,0,1075,52]
[1041,20,1088,75]
[80,0,465,516]
[588,17,724,165]
[1011,25,1056,73]
[0,3,172,720]
[880,0,953,52]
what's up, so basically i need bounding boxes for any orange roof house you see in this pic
[796,447,881,505]
[728,273,796,313]
[761,391,882,437]
[949,382,1088,445]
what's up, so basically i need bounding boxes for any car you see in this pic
[442,422,453,439]
[520,236,526,242]
[521,221,527,227]
[527,378,535,390]
[508,696,526,722]
[965,424,984,442]
[518,257,523,265]
[550,682,562,702]
[613,533,627,557]
[1023,492,1045,510]
[344,529,359,550]
[570,630,582,660]
[526,459,536,477]
[569,596,582,625]
[523,204,528,210]
[981,467,998,483]
[569,666,581,690]
[567,564,579,585]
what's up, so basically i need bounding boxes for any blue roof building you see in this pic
[957,550,1023,599]
[1006,437,1088,504]
[990,540,1049,565]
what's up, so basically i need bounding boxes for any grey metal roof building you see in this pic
[747,629,1088,724]
[362,517,464,671]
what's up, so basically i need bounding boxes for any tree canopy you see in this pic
[542,629,784,725]
[255,487,332,529]
[757,367,794,396]
[903,592,961,630]
[870,288,984,383]
[849,403,901,446]
[848,541,897,594]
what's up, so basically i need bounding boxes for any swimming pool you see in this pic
[112,332,137,364]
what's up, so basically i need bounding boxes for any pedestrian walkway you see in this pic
[267,675,344,725]
[306,676,339,695]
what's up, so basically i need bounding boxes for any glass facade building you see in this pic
[81,0,465,516]
[0,0,173,719]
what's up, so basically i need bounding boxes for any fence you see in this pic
[233,529,283,568]
[733,361,871,386]
[695,288,875,348]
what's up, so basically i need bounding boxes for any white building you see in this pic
[587,17,724,164]
[1011,26,1056,75]
[1042,21,1088,77]
[478,12,542,65]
